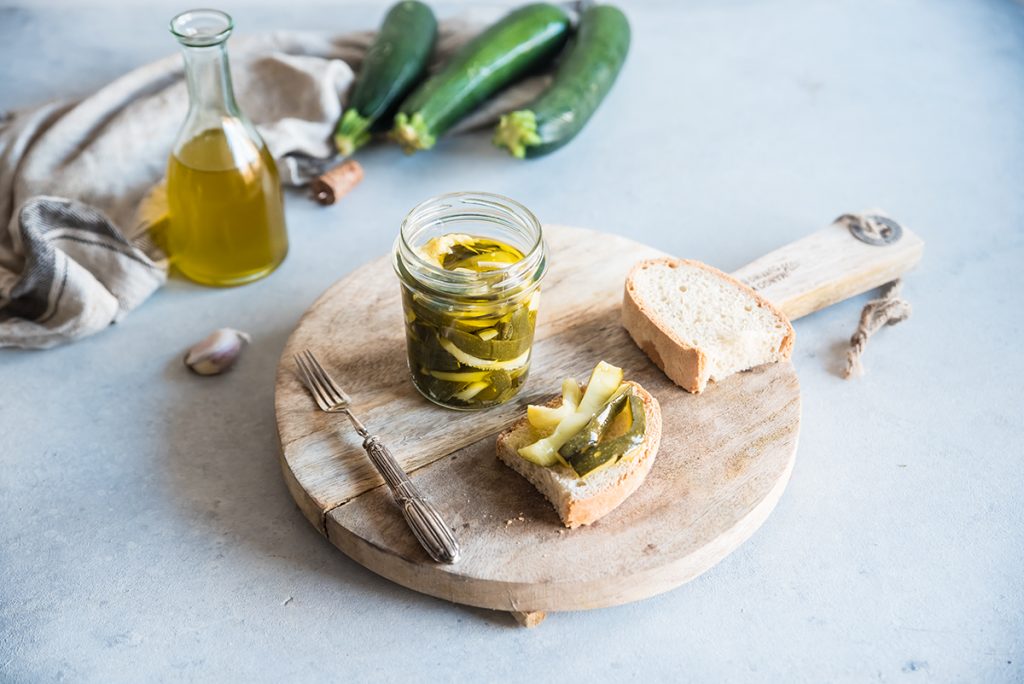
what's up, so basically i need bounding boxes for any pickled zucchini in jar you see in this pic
[402,234,540,409]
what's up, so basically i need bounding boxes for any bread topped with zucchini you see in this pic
[496,361,662,528]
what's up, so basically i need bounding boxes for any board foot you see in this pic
[511,610,547,628]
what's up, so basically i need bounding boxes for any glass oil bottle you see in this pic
[166,9,288,286]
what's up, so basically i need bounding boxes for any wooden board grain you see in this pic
[732,218,924,321]
[274,225,801,613]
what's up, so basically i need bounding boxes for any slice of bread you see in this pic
[622,258,794,394]
[496,381,662,528]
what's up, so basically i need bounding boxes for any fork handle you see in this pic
[362,435,461,564]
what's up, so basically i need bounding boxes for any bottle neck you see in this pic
[181,43,239,115]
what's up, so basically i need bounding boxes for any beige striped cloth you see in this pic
[0,10,551,349]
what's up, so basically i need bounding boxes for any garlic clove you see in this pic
[184,328,251,376]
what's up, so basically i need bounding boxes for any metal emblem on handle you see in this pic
[836,212,904,246]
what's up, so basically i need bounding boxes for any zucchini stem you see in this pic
[390,112,436,153]
[333,109,372,157]
[493,110,541,159]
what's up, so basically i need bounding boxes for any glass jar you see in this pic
[394,192,548,410]
[166,9,289,287]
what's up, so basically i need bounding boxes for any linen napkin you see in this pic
[0,13,552,349]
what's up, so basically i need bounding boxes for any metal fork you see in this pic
[294,350,461,564]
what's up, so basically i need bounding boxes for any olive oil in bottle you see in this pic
[167,9,288,287]
[166,126,287,286]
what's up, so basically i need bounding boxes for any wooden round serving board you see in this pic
[275,225,801,613]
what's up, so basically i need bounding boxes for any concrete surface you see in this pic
[1,0,1022,681]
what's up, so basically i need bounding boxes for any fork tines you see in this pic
[295,349,351,411]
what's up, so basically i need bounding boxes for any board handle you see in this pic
[730,213,924,321]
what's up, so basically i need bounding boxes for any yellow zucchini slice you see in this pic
[517,361,623,466]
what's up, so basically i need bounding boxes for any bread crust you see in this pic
[622,257,795,393]
[496,381,662,529]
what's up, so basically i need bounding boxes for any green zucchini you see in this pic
[390,3,571,153]
[333,1,437,156]
[558,385,631,461]
[493,5,630,158]
[565,391,646,477]
[441,327,532,360]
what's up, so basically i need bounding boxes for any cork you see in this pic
[311,159,364,206]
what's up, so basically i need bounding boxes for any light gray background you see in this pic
[2,0,1022,681]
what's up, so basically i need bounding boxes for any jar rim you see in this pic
[170,8,234,48]
[394,191,547,300]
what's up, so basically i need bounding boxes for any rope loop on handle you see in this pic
[844,279,912,378]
